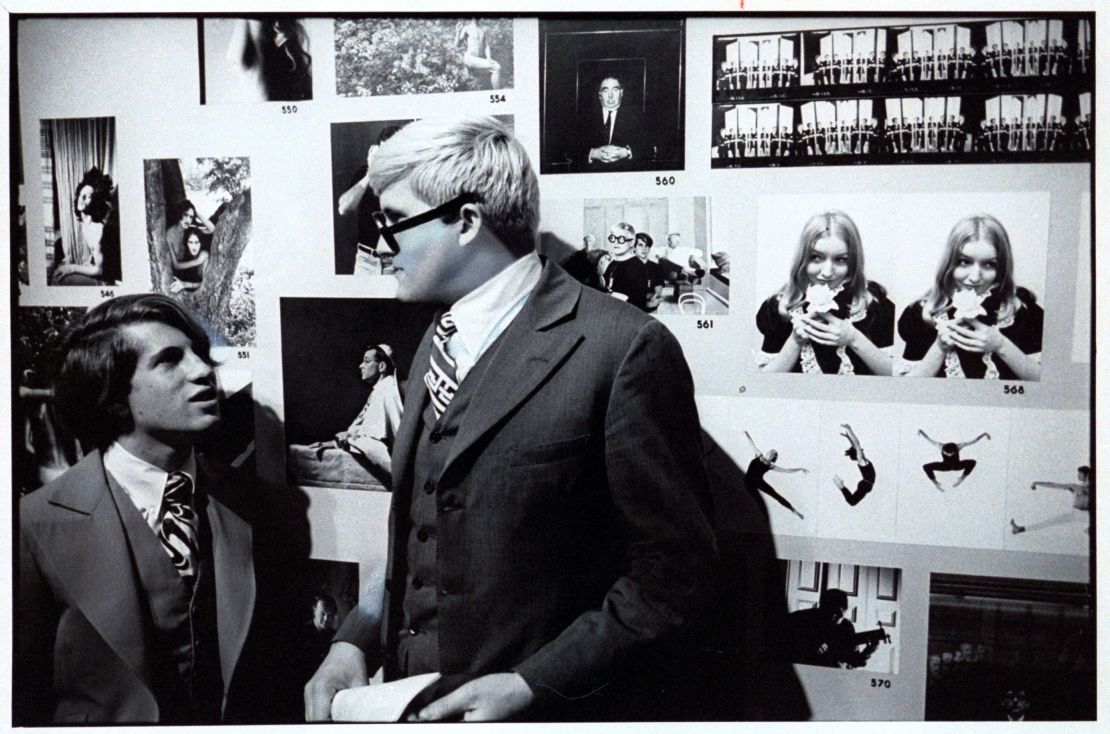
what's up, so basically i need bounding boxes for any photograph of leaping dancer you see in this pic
[833,423,876,506]
[917,428,991,491]
[743,430,809,519]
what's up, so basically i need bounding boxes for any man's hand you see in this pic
[304,641,369,722]
[588,145,632,164]
[410,672,535,722]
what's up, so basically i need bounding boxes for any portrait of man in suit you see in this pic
[582,74,648,166]
[304,115,718,722]
[540,19,685,175]
[16,294,291,724]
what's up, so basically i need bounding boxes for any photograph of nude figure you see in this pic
[334,17,514,96]
[200,17,317,104]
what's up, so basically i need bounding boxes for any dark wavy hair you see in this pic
[55,294,214,450]
[72,167,115,223]
[263,18,312,101]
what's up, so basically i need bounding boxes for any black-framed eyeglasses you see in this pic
[371,192,478,255]
[608,234,633,245]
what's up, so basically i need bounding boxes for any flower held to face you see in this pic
[951,287,989,321]
[805,282,842,315]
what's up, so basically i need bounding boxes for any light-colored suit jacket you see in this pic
[16,450,257,724]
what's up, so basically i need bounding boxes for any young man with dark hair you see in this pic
[17,294,289,724]
[305,116,717,722]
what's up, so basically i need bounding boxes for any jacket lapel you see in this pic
[439,260,584,480]
[200,459,255,696]
[40,451,155,692]
[390,320,436,501]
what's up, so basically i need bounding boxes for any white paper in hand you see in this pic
[331,672,442,722]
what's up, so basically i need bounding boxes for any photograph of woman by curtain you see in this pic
[41,116,120,286]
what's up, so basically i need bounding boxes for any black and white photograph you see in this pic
[40,116,121,286]
[717,16,1093,103]
[335,17,514,97]
[712,102,798,162]
[143,156,256,348]
[926,573,1094,721]
[330,116,514,275]
[6,10,1096,728]
[698,396,822,537]
[540,19,685,173]
[712,16,1092,167]
[808,27,890,88]
[779,558,902,675]
[200,17,317,104]
[895,404,1011,549]
[296,559,361,688]
[540,196,727,315]
[753,202,896,375]
[280,297,437,491]
[810,402,903,544]
[893,195,1049,381]
[330,118,413,275]
[1004,409,1091,556]
[701,396,906,546]
[714,33,801,93]
[13,306,86,497]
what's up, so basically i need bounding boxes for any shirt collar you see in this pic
[449,252,542,363]
[103,441,197,530]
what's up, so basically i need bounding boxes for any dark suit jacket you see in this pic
[579,104,651,166]
[337,259,719,719]
[15,450,276,724]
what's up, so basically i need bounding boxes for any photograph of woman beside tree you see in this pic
[143,156,256,347]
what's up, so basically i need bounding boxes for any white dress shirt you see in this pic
[446,252,542,383]
[103,441,197,534]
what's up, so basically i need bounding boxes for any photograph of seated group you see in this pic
[8,8,1095,730]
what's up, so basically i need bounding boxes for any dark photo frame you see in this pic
[540,19,685,174]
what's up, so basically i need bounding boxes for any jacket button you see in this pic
[417,527,431,542]
[423,480,435,494]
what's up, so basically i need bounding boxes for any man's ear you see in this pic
[458,203,483,246]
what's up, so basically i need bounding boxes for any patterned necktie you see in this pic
[604,111,613,144]
[159,471,199,579]
[424,311,459,420]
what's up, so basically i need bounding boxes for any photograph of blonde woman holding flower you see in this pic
[756,209,894,375]
[897,213,1043,380]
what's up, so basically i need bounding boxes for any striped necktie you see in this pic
[159,471,199,579]
[424,311,459,420]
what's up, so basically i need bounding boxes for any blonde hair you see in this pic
[781,210,868,311]
[368,116,540,257]
[926,213,1018,322]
